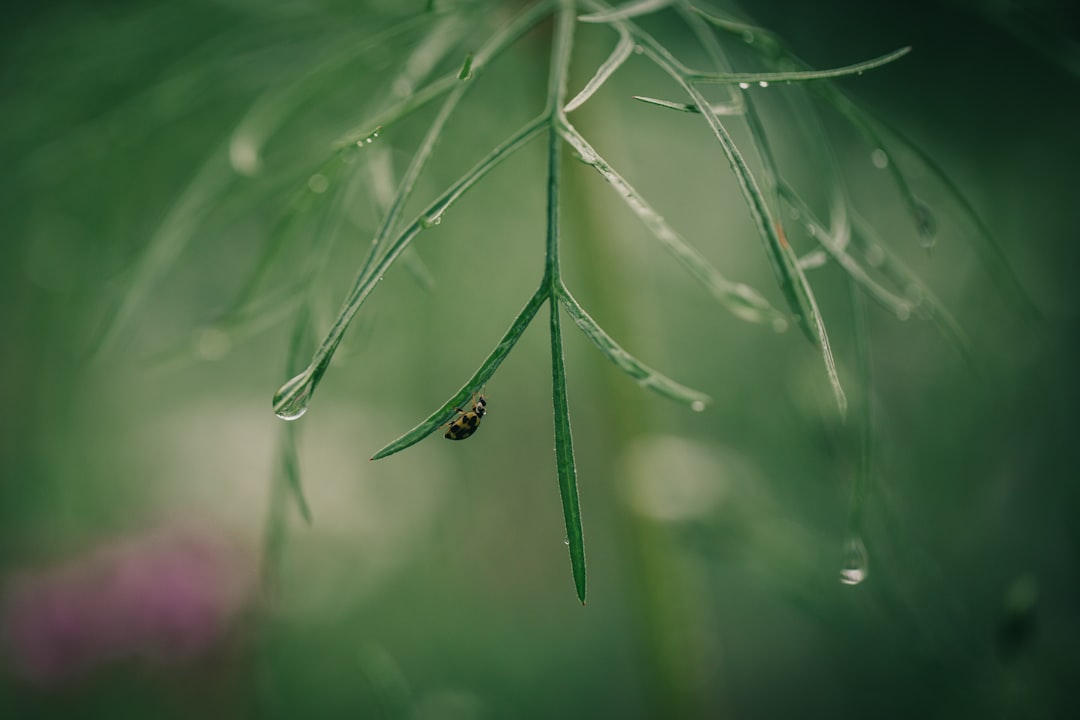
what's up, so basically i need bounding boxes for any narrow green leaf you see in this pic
[558,119,786,329]
[565,26,634,112]
[687,85,815,336]
[687,47,911,84]
[601,14,811,337]
[272,115,547,421]
[632,95,699,112]
[631,94,743,115]
[370,287,548,459]
[558,286,712,408]
[457,51,474,80]
[579,0,673,23]
[550,300,587,604]
[598,4,847,414]
[778,182,914,321]
[780,238,848,417]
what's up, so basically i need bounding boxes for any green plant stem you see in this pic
[545,0,587,604]
[561,94,718,720]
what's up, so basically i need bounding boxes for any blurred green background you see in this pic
[2,0,1078,718]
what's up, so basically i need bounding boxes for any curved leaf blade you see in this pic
[558,120,786,329]
[565,27,635,112]
[370,287,548,459]
[558,285,711,409]
[550,300,587,604]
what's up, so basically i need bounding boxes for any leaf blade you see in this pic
[565,26,635,112]
[558,119,786,329]
[550,300,587,604]
[558,285,711,408]
[370,287,548,459]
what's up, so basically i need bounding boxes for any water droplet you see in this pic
[840,536,868,586]
[690,400,706,413]
[806,223,817,237]
[913,198,937,248]
[771,317,789,333]
[421,213,443,228]
[758,80,769,88]
[273,371,315,421]
[365,137,373,144]
[895,303,912,321]
[742,31,755,44]
[738,82,750,90]
[307,173,329,194]
[870,148,889,169]
[563,538,570,546]
[633,45,644,55]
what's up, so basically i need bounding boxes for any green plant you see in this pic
[95,0,1028,605]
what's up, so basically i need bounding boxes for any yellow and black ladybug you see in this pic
[445,393,487,440]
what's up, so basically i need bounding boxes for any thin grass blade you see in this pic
[370,287,548,459]
[579,0,673,22]
[558,285,712,408]
[565,27,635,112]
[631,95,744,115]
[272,115,547,421]
[687,47,910,84]
[558,120,786,328]
[550,300,587,604]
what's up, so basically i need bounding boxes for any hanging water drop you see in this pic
[870,149,889,169]
[738,82,751,89]
[273,371,316,421]
[758,80,769,88]
[690,400,706,413]
[840,536,868,586]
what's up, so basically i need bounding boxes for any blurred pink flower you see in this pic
[3,523,254,684]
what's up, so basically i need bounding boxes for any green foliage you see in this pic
[88,0,984,601]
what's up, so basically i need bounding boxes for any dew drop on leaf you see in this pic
[840,536,869,586]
